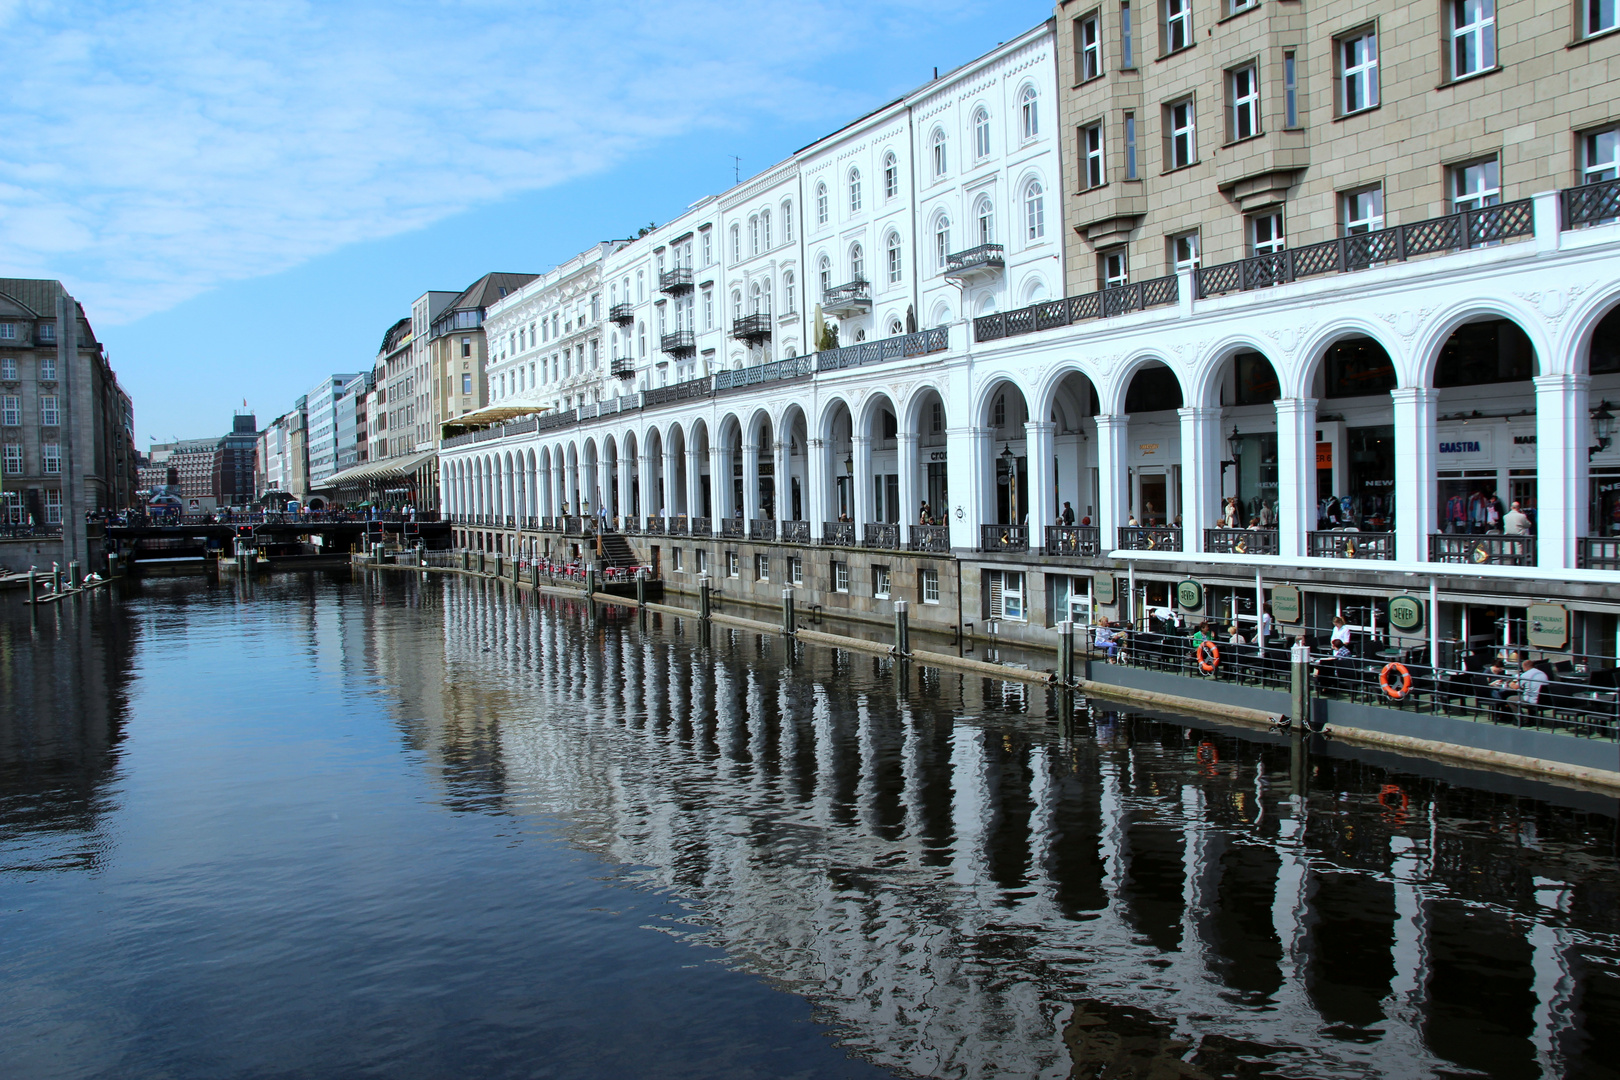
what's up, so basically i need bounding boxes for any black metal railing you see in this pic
[611,357,635,378]
[863,522,899,549]
[1563,177,1620,229]
[1579,536,1620,570]
[689,516,712,536]
[1203,528,1279,556]
[668,518,688,536]
[1116,526,1182,551]
[1429,533,1537,567]
[609,302,635,324]
[814,327,949,373]
[644,516,665,534]
[821,279,871,311]
[821,521,855,546]
[973,276,1178,343]
[658,267,693,293]
[750,519,776,541]
[714,356,812,393]
[1308,530,1395,560]
[1197,199,1535,299]
[980,524,1029,552]
[781,520,810,544]
[660,330,696,355]
[720,518,743,538]
[641,376,710,407]
[945,243,1005,275]
[1045,525,1102,556]
[731,313,772,340]
[909,524,951,552]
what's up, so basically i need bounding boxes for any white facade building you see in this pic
[304,373,364,488]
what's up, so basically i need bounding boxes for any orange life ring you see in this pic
[1196,741,1219,766]
[1197,641,1221,673]
[1379,662,1412,700]
[1378,784,1409,812]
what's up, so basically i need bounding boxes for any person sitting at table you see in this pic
[1093,617,1124,662]
[1227,624,1247,645]
[1514,658,1549,709]
[1486,662,1514,714]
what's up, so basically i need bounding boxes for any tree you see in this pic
[817,321,840,352]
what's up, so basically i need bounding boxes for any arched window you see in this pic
[732,289,743,320]
[883,151,898,199]
[638,323,647,357]
[816,182,828,225]
[888,317,904,337]
[973,106,991,159]
[976,195,995,246]
[783,271,796,313]
[818,255,832,300]
[1025,180,1046,240]
[849,242,864,281]
[886,232,903,283]
[1020,85,1039,139]
[934,215,951,269]
[750,282,762,314]
[730,225,740,262]
[749,215,759,255]
[782,201,794,242]
[931,129,947,176]
[761,209,772,249]
[759,277,772,315]
[849,168,862,213]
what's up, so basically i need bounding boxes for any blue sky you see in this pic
[0,0,1052,444]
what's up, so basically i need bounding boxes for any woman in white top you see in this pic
[1329,616,1352,650]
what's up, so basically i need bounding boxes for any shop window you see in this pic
[1435,319,1535,387]
[1334,424,1395,531]
[1322,336,1397,398]
[986,569,1026,621]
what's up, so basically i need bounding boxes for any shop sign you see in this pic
[1139,443,1159,456]
[1271,584,1302,624]
[929,451,947,461]
[1526,603,1569,649]
[1093,575,1116,606]
[1387,594,1424,633]
[1315,443,1332,467]
[1176,579,1204,611]
[1437,429,1492,461]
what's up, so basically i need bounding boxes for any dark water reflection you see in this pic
[1,573,1617,1080]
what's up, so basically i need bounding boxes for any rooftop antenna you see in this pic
[933,66,938,79]
[732,155,741,183]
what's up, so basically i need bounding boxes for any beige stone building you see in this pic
[1056,0,1620,292]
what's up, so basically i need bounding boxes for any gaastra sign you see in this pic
[1176,579,1204,611]
[1526,603,1569,649]
[1438,439,1482,453]
[1387,594,1424,633]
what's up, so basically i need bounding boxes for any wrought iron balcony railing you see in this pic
[1203,528,1279,556]
[660,330,696,356]
[731,312,772,341]
[1116,526,1182,551]
[1307,530,1395,560]
[658,267,694,293]
[1045,525,1101,556]
[909,524,951,552]
[1562,177,1620,229]
[974,276,1178,343]
[863,522,899,549]
[608,302,635,324]
[944,243,1005,276]
[1428,533,1536,567]
[821,279,871,314]
[781,520,810,544]
[821,521,855,546]
[980,524,1029,552]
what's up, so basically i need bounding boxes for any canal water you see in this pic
[1,573,1616,1080]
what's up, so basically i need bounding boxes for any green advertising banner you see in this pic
[1526,603,1569,649]
[1272,584,1302,624]
[1387,594,1424,633]
[1176,579,1204,612]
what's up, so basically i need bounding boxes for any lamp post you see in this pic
[1220,426,1242,517]
[999,442,1016,526]
[1590,400,1615,460]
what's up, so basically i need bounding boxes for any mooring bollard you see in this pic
[893,599,910,657]
[1290,640,1312,733]
[68,561,79,589]
[586,565,596,596]
[782,587,796,635]
[52,563,62,594]
[530,561,540,587]
[478,551,486,574]
[460,549,470,571]
[698,574,711,621]
[27,568,37,605]
[1058,620,1075,685]
[494,552,503,578]
[635,569,646,607]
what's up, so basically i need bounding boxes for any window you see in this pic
[931,128,947,176]
[975,197,994,245]
[993,393,1006,428]
[832,560,849,592]
[1124,112,1138,178]
[703,286,715,329]
[932,402,944,432]
[44,489,61,524]
[0,324,13,340]
[873,565,891,599]
[1228,0,1255,12]
[1284,50,1299,127]
[849,243,864,281]
[1077,13,1102,80]
[701,228,712,265]
[1162,0,1192,53]
[1342,186,1384,234]
[974,107,992,159]
[1586,0,1619,36]
[461,337,472,358]
[726,551,740,577]
[1582,126,1619,183]
[1120,1,1134,67]
[789,556,803,585]
[782,203,793,242]
[1450,0,1495,78]
[1451,157,1500,211]
[784,272,796,313]
[887,233,903,283]
[755,553,770,581]
[1020,86,1040,139]
[1227,64,1260,140]
[462,373,472,394]
[1165,97,1196,168]
[39,356,55,380]
[749,215,759,255]
[732,289,743,321]
[1082,123,1105,187]
[38,323,54,342]
[986,569,1025,621]
[849,169,862,213]
[1170,231,1200,271]
[1100,248,1129,288]
[1340,29,1379,113]
[888,317,905,336]
[2,444,18,475]
[921,568,940,604]
[1249,210,1285,254]
[934,216,951,269]
[40,395,58,426]
[816,183,828,225]
[762,210,772,249]
[731,224,742,262]
[1,397,18,427]
[0,358,13,380]
[42,442,59,474]
[1024,181,1046,239]
[696,549,709,574]
[673,548,684,572]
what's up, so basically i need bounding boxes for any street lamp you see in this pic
[1220,427,1242,522]
[999,443,1017,526]
[1590,400,1615,460]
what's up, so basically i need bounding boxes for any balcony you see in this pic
[909,524,951,552]
[1429,533,1536,567]
[660,330,696,357]
[781,520,811,544]
[821,521,855,546]
[1578,536,1620,570]
[974,277,1178,343]
[814,327,948,373]
[1203,528,1279,556]
[980,524,1029,552]
[1563,177,1620,229]
[944,243,1005,279]
[610,356,635,379]
[750,519,776,542]
[731,312,772,342]
[863,522,899,549]
[688,517,712,536]
[658,267,694,294]
[668,518,688,536]
[1308,530,1395,560]
[644,516,666,534]
[714,355,812,394]
[1116,526,1182,551]
[820,279,871,318]
[1045,526,1101,557]
[720,518,743,539]
[609,302,635,324]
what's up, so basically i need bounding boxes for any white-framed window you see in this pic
[1165,96,1196,168]
[1451,156,1501,211]
[931,128,948,176]
[42,442,60,474]
[993,393,1006,428]
[673,548,684,572]
[1227,63,1260,141]
[701,227,712,265]
[40,395,59,426]
[975,196,995,245]
[730,224,741,262]
[1450,0,1496,78]
[1,444,19,474]
[755,553,770,581]
[639,323,647,357]
[1020,85,1040,139]
[1024,180,1046,239]
[1124,111,1138,178]
[873,565,891,599]
[1342,186,1384,234]
[761,210,772,249]
[833,560,849,592]
[887,233,903,283]
[920,568,940,604]
[703,286,715,329]
[888,317,905,336]
[45,489,62,524]
[39,323,54,342]
[1249,210,1285,254]
[1227,0,1256,13]
[750,282,763,316]
[0,358,14,380]
[1284,49,1299,127]
[726,550,740,577]
[1082,123,1105,188]
[986,569,1025,621]
[782,202,793,243]
[1078,13,1102,80]
[1582,125,1619,183]
[934,215,951,269]
[931,402,944,433]
[1162,0,1192,53]
[1340,29,1379,114]
[816,183,828,225]
[732,289,743,321]
[973,107,992,159]
[749,215,760,255]
[849,168,862,213]
[789,556,803,585]
[818,256,832,300]
[696,549,708,574]
[0,324,13,340]
[1586,0,1619,36]
[883,152,899,199]
[39,356,56,380]
[783,272,796,313]
[1100,248,1129,288]
[849,243,864,280]
[1120,0,1135,67]
[1170,231,1200,271]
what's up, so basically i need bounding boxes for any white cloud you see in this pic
[0,0,922,323]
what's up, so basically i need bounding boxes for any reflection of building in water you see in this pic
[0,590,138,870]
[429,577,1617,1079]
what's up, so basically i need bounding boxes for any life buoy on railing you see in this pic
[1378,783,1409,812]
[1379,662,1413,700]
[1197,641,1221,673]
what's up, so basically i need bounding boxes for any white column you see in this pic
[664,442,679,518]
[1275,397,1317,559]
[1095,414,1130,548]
[773,438,790,524]
[944,426,990,550]
[806,437,827,539]
[638,451,656,520]
[742,440,760,521]
[1178,406,1221,551]
[709,444,729,522]
[1024,420,1056,539]
[686,448,703,524]
[851,434,872,528]
[1392,387,1439,563]
[1534,373,1588,571]
[896,431,918,543]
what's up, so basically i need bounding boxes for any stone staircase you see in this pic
[597,531,638,571]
